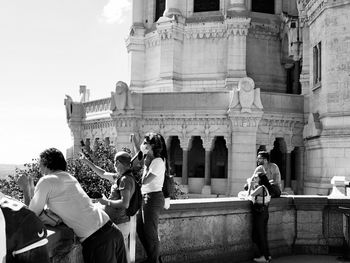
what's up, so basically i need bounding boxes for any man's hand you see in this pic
[17,174,33,191]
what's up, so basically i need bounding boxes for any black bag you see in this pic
[125,174,142,217]
[162,172,175,199]
[270,184,281,198]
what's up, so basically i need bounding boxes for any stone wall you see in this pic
[48,196,350,263]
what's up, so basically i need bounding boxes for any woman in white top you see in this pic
[136,133,167,263]
[248,172,272,263]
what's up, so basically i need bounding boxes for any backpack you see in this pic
[124,173,142,217]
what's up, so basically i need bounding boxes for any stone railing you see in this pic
[83,98,111,114]
[47,196,350,263]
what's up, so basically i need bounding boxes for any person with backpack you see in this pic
[80,150,138,262]
[131,132,169,263]
[248,172,272,263]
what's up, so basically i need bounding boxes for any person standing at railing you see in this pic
[248,172,272,263]
[17,147,127,263]
[80,150,135,263]
[132,132,167,263]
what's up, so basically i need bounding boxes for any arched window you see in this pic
[252,0,275,14]
[194,0,220,12]
[155,0,165,22]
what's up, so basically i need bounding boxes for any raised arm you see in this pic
[80,153,115,182]
[130,133,140,153]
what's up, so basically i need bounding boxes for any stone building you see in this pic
[66,0,350,196]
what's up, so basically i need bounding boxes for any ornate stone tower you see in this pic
[67,0,306,196]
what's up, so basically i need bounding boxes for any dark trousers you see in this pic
[136,191,164,263]
[82,220,127,263]
[252,204,270,260]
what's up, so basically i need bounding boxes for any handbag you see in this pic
[39,209,62,227]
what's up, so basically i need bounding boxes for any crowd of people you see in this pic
[0,132,282,263]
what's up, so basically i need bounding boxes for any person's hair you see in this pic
[257,151,269,161]
[114,151,131,167]
[39,148,67,171]
[257,172,272,193]
[144,132,169,173]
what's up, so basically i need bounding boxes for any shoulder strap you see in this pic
[262,186,265,205]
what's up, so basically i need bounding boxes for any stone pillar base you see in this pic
[180,185,189,194]
[283,187,294,195]
[201,185,211,195]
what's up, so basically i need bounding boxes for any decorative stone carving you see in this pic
[110,81,134,114]
[280,13,302,63]
[228,77,263,113]
[79,85,90,103]
[64,95,73,121]
[303,112,322,139]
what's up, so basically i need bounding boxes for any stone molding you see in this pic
[228,112,263,128]
[126,34,146,52]
[145,34,160,48]
[248,22,280,41]
[143,17,251,43]
[257,116,304,149]
[298,0,350,25]
[82,120,115,131]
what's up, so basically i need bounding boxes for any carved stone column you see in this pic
[295,146,305,194]
[180,138,190,193]
[225,17,250,89]
[284,146,295,193]
[274,0,282,14]
[227,77,264,195]
[69,125,82,159]
[201,145,212,195]
[225,138,232,195]
[132,0,144,26]
[156,16,184,91]
[228,114,263,196]
[126,34,145,92]
[163,0,182,17]
[227,0,246,11]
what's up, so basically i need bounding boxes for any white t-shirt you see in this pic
[141,158,165,194]
[29,172,110,241]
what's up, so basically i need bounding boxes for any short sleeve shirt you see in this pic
[141,158,165,194]
[29,172,110,241]
[104,173,135,225]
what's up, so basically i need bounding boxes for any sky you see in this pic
[0,0,132,164]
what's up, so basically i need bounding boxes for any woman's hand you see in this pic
[164,197,170,210]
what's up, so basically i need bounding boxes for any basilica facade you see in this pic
[66,0,350,196]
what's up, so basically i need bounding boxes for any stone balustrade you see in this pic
[47,196,350,263]
[83,98,111,114]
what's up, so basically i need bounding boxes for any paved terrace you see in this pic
[47,196,350,263]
